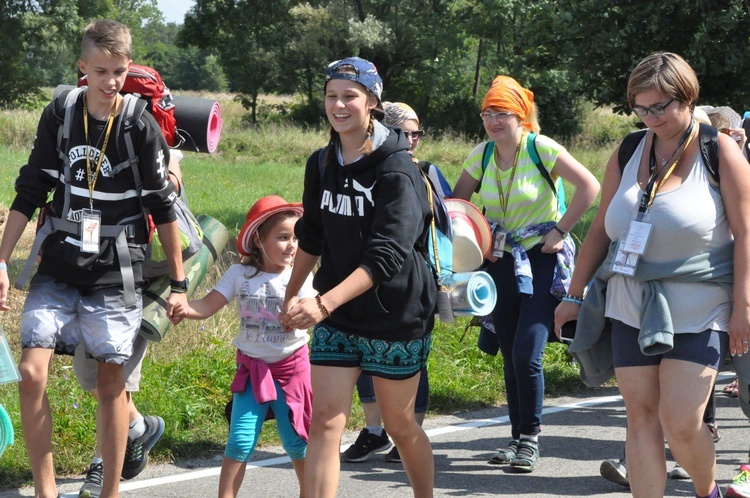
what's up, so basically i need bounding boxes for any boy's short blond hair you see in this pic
[81,19,132,61]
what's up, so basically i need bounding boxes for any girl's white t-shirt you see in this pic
[213,264,316,363]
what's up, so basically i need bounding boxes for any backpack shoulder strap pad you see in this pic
[618,129,648,173]
[527,132,557,196]
[475,141,494,193]
[112,94,149,178]
[698,123,720,183]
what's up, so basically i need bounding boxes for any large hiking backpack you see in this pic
[66,85,203,280]
[17,85,202,300]
[78,64,177,147]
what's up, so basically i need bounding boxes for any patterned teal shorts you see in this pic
[310,324,431,380]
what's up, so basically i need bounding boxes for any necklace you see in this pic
[654,149,670,167]
[653,125,691,168]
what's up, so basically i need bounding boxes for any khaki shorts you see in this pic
[73,333,149,391]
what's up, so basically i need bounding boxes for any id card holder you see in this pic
[492,231,507,258]
[81,208,101,254]
[610,240,639,276]
[621,220,652,256]
[436,289,455,323]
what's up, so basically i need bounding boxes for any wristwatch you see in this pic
[170,278,189,293]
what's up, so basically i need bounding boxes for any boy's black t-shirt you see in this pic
[12,92,177,289]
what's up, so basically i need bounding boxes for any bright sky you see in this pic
[156,0,194,24]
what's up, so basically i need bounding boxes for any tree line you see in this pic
[3,0,750,139]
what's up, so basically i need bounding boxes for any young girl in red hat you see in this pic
[172,195,315,498]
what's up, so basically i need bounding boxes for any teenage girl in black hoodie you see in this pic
[281,57,437,497]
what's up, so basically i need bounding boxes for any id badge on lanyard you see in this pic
[81,208,102,253]
[611,214,653,276]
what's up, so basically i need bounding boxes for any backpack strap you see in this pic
[698,123,720,183]
[618,129,648,174]
[527,132,556,195]
[317,146,328,179]
[475,141,494,193]
[618,126,719,183]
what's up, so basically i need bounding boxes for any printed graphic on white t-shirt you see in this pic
[213,265,316,363]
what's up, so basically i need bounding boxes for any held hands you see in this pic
[280,296,328,332]
[167,292,189,325]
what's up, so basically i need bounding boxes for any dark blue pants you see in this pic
[486,245,559,438]
[355,365,430,413]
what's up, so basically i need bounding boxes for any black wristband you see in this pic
[170,278,189,293]
[552,225,567,237]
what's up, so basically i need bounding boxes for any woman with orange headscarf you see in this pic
[453,76,599,472]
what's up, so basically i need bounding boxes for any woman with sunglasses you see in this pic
[452,76,599,472]
[555,52,750,498]
[340,101,451,465]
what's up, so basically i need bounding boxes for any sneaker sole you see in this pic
[509,463,535,473]
[600,461,630,488]
[341,441,392,463]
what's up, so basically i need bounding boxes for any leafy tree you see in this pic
[548,0,750,114]
[179,0,294,124]
[0,1,47,107]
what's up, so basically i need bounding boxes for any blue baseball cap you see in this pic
[324,57,383,103]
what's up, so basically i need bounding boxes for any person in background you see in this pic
[555,52,750,498]
[700,105,747,158]
[172,195,314,498]
[452,76,599,472]
[281,57,437,497]
[341,101,450,465]
[73,152,185,497]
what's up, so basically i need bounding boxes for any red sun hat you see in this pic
[237,195,303,257]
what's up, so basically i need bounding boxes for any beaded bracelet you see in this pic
[561,294,583,305]
[315,295,330,318]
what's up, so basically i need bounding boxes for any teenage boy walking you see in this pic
[0,20,187,498]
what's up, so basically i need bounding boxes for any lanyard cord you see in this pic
[496,134,523,215]
[638,120,696,218]
[83,92,117,210]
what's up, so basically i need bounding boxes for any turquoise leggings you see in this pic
[225,380,307,462]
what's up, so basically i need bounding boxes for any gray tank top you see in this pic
[603,137,732,333]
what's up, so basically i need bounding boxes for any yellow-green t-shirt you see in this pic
[462,134,566,250]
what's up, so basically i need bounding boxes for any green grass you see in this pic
[0,94,623,489]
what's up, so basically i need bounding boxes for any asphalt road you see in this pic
[2,373,748,497]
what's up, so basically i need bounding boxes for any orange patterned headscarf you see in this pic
[481,76,534,131]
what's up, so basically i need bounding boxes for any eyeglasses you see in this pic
[632,99,676,117]
[404,130,425,140]
[479,111,516,122]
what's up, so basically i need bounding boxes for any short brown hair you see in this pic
[81,19,132,61]
[627,52,699,109]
